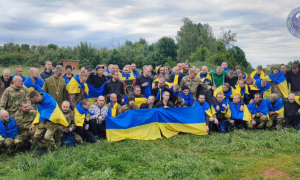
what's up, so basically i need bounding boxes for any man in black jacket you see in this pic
[135,66,153,96]
[168,66,184,85]
[225,70,238,88]
[105,71,124,104]
[286,64,300,96]
[152,78,170,103]
[40,60,54,80]
[156,91,174,108]
[91,65,107,88]
[283,93,300,128]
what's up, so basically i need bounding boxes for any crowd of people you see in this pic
[0,60,299,155]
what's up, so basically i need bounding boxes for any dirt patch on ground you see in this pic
[262,167,290,179]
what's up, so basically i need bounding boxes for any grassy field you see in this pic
[1,129,300,179]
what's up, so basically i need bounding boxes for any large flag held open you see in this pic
[106,107,207,142]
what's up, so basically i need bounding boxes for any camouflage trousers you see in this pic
[54,125,83,147]
[0,137,15,154]
[267,114,285,130]
[33,120,58,151]
[248,113,268,129]
[271,83,283,99]
[14,131,33,150]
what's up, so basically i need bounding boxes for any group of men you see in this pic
[0,59,299,155]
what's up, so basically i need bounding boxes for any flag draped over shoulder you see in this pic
[226,102,251,123]
[193,101,213,117]
[0,116,18,139]
[250,71,265,80]
[265,71,288,98]
[255,79,271,99]
[120,72,135,81]
[211,100,228,117]
[85,82,106,105]
[32,92,68,127]
[66,75,89,94]
[296,96,300,105]
[106,107,207,142]
[179,92,194,106]
[247,99,269,116]
[135,97,147,107]
[236,73,248,84]
[266,98,284,115]
[213,86,234,103]
[199,72,212,84]
[74,102,94,127]
[234,85,250,99]
[23,77,44,92]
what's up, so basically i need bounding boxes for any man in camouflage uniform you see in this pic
[0,69,13,104]
[67,72,88,109]
[248,93,269,129]
[13,100,36,151]
[266,94,285,130]
[0,76,29,115]
[180,68,211,101]
[54,101,82,147]
[119,96,139,114]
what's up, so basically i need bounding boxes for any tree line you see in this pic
[0,17,280,73]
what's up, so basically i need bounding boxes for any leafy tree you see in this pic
[157,37,177,59]
[189,45,210,62]
[219,28,237,49]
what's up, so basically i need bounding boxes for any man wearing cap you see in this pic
[43,65,68,106]
[286,64,300,96]
[250,65,265,80]
[40,60,54,80]
[84,65,94,85]
[119,96,139,114]
[63,65,74,85]
[266,65,288,99]
[91,65,107,88]
[180,68,211,101]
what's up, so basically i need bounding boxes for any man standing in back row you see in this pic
[40,60,54,80]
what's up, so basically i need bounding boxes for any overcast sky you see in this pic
[0,0,299,67]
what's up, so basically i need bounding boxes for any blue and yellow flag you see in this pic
[266,98,284,115]
[226,102,251,123]
[172,72,183,85]
[74,102,94,127]
[179,92,194,106]
[119,72,135,81]
[66,75,89,95]
[255,79,271,99]
[265,71,288,98]
[236,73,248,85]
[0,116,18,139]
[197,72,212,84]
[296,96,300,105]
[135,97,147,107]
[234,84,250,99]
[211,100,229,117]
[193,101,213,117]
[85,82,106,105]
[106,107,207,142]
[247,99,269,116]
[23,77,44,92]
[32,92,68,127]
[213,86,235,103]
[250,71,265,80]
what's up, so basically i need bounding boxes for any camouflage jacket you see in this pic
[0,85,29,113]
[180,76,209,99]
[119,104,139,114]
[62,110,76,132]
[13,109,36,134]
[0,76,13,104]
[68,88,85,109]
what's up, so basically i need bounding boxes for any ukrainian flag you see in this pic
[74,102,94,127]
[171,72,183,85]
[226,102,251,123]
[266,98,284,115]
[153,78,172,88]
[247,99,269,117]
[197,72,212,84]
[32,92,68,127]
[296,96,300,105]
[0,116,18,139]
[135,97,147,107]
[106,107,207,142]
[211,100,229,117]
[234,84,250,99]
[193,101,213,117]
[236,73,248,84]
[119,72,135,81]
[66,75,106,105]
[12,74,27,82]
[23,77,44,92]
[213,86,235,103]
[255,79,271,99]
[265,71,288,98]
[250,71,265,80]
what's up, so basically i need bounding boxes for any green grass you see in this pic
[1,129,300,179]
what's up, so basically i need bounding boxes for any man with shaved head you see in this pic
[40,60,54,80]
[136,66,153,97]
[0,69,13,103]
[131,63,140,78]
[89,96,109,138]
[106,93,122,118]
[283,93,300,128]
[168,66,185,85]
[0,76,29,115]
[12,67,27,83]
[24,67,44,92]
[0,110,18,154]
